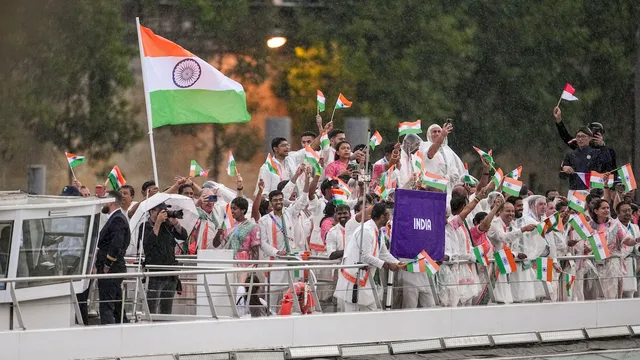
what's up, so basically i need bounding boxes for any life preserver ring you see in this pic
[279,282,315,315]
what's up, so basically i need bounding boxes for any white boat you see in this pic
[0,192,639,360]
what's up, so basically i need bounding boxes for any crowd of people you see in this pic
[71,106,640,322]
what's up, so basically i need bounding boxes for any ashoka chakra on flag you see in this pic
[173,58,202,88]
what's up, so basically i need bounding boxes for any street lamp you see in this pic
[267,35,287,49]
[267,28,287,49]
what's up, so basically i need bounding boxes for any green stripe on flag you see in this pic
[150,89,250,128]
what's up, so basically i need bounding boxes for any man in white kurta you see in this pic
[486,202,537,304]
[259,172,310,308]
[334,203,404,312]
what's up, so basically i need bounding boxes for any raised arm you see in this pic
[427,123,452,159]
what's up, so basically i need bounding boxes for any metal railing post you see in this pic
[224,274,239,318]
[307,270,323,313]
[287,270,302,314]
[202,276,218,319]
[9,283,25,330]
[70,281,84,325]
[369,272,382,310]
[428,273,440,306]
[483,263,496,304]
[137,277,152,322]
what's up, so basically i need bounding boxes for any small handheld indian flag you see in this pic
[226,151,237,177]
[304,145,322,175]
[412,152,424,174]
[398,120,421,136]
[559,83,579,102]
[568,213,593,240]
[331,177,352,197]
[107,166,126,190]
[189,160,209,177]
[331,188,348,205]
[379,165,396,190]
[320,132,330,150]
[334,93,352,109]
[221,203,235,230]
[494,247,517,275]
[618,163,637,192]
[492,168,504,188]
[588,231,610,261]
[507,166,522,181]
[407,250,439,276]
[473,146,496,169]
[462,163,478,186]
[317,89,326,113]
[565,273,575,297]
[369,131,382,150]
[567,190,587,213]
[265,154,281,177]
[422,171,448,192]
[535,257,554,282]
[65,152,85,169]
[537,211,564,236]
[590,171,605,189]
[502,177,523,197]
[472,245,489,266]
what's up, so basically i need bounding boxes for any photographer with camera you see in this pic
[141,203,188,314]
[553,106,617,172]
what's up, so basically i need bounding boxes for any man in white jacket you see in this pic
[259,169,311,308]
[335,202,405,312]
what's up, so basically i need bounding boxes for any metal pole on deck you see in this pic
[353,130,371,311]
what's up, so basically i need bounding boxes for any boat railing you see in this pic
[0,253,637,328]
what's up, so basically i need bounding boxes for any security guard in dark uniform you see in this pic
[96,190,131,324]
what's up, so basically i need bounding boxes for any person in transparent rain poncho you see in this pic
[418,123,466,196]
[537,200,566,301]
[587,199,636,299]
[438,182,493,307]
[397,134,420,189]
[486,201,536,304]
[510,195,558,302]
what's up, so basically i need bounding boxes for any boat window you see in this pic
[0,222,13,290]
[18,216,90,288]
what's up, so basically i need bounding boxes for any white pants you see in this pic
[400,271,436,308]
[342,301,377,312]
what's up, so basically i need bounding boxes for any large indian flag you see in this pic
[138,24,251,128]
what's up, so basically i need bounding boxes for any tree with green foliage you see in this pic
[6,1,143,178]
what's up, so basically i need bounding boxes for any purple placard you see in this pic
[390,189,446,260]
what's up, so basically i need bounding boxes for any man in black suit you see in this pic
[96,190,130,324]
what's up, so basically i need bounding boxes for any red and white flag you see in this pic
[561,83,578,101]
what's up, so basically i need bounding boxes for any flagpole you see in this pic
[136,17,160,187]
[556,96,563,107]
[329,105,337,123]
[69,165,77,181]
[354,129,372,311]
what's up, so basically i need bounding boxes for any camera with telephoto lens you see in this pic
[166,209,184,219]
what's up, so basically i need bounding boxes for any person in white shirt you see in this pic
[419,123,465,196]
[255,137,298,196]
[345,196,374,240]
[486,202,537,304]
[510,195,549,302]
[326,204,351,260]
[259,169,311,308]
[335,202,405,312]
[615,201,640,298]
[438,182,491,307]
